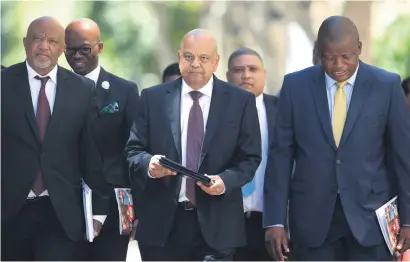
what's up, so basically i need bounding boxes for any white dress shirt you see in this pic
[178,78,213,202]
[243,94,268,213]
[26,61,57,199]
[84,64,101,85]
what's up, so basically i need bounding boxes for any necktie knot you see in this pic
[35,75,50,87]
[336,81,347,90]
[190,91,203,102]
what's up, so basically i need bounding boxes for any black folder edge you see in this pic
[159,157,212,186]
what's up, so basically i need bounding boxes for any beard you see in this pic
[33,57,51,69]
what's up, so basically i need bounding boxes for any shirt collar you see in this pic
[325,63,359,90]
[181,76,213,98]
[26,60,58,84]
[255,93,264,110]
[84,64,101,85]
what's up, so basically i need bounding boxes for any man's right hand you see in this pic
[148,155,176,178]
[265,227,290,261]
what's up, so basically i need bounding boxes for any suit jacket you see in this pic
[263,61,410,248]
[263,94,278,146]
[126,76,262,250]
[1,62,108,242]
[95,67,139,189]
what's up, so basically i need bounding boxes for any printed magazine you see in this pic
[114,188,135,235]
[375,196,400,255]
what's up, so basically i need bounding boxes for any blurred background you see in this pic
[2,1,410,95]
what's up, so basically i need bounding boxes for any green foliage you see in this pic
[373,15,410,79]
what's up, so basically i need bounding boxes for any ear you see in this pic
[23,37,27,50]
[98,42,104,54]
[357,41,362,56]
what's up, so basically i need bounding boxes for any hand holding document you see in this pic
[81,179,94,242]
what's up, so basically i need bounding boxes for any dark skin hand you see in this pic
[395,227,410,260]
[265,227,290,261]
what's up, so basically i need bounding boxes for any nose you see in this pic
[334,57,345,69]
[191,57,200,68]
[38,38,50,50]
[73,50,83,59]
[242,68,251,79]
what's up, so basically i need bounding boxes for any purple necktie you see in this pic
[33,75,51,195]
[185,91,204,205]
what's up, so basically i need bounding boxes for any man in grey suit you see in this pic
[263,16,410,261]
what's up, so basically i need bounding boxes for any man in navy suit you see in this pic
[263,16,410,261]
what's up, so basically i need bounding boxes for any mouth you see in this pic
[240,83,253,88]
[333,70,347,78]
[72,61,87,67]
[36,54,50,60]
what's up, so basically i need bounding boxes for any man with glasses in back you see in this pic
[65,18,139,261]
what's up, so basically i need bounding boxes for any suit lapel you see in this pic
[166,78,182,160]
[198,76,229,168]
[339,62,370,147]
[95,67,111,111]
[310,69,337,150]
[14,63,40,144]
[264,95,276,145]
[45,66,70,142]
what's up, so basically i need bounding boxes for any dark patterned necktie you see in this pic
[185,91,204,205]
[33,75,51,195]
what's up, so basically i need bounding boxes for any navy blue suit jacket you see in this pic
[263,61,410,248]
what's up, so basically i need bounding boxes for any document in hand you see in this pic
[158,157,212,186]
[81,179,94,242]
[375,196,400,255]
[114,188,135,235]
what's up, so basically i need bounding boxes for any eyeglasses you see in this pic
[65,42,100,56]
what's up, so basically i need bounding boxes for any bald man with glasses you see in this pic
[65,18,140,261]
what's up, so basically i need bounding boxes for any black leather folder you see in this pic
[158,157,212,186]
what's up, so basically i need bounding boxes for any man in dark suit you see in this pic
[226,47,277,261]
[126,29,262,261]
[263,16,410,261]
[65,18,139,261]
[1,16,108,260]
[162,62,181,83]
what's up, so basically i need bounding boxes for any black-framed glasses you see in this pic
[65,42,100,56]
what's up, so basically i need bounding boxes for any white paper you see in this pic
[82,179,94,242]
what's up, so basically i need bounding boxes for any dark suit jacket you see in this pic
[263,94,278,146]
[126,76,262,250]
[95,67,139,189]
[1,62,108,242]
[263,61,410,248]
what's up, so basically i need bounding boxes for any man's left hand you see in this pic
[397,227,410,255]
[197,175,225,195]
[93,219,103,237]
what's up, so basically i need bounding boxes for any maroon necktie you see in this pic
[33,75,51,195]
[185,91,204,205]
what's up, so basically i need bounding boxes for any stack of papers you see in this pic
[81,179,94,242]
[375,196,400,255]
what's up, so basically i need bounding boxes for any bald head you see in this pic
[178,28,220,90]
[180,29,218,55]
[317,16,360,51]
[317,16,361,82]
[66,18,101,43]
[65,18,103,75]
[24,16,66,75]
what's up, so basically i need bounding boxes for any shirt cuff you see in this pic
[218,186,226,195]
[148,170,156,178]
[93,215,107,225]
[266,224,284,228]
